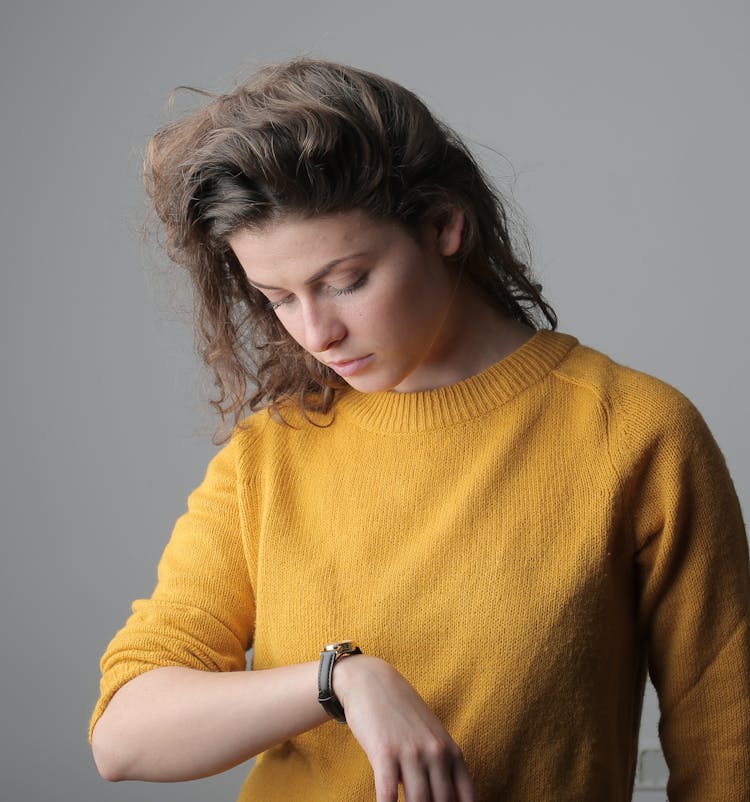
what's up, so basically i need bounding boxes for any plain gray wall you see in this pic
[1,2,747,801]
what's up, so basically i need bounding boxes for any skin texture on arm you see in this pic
[90,662,326,781]
[91,656,476,802]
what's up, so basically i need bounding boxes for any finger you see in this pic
[427,762,456,802]
[426,743,465,802]
[373,757,401,802]
[427,739,473,802]
[401,754,433,802]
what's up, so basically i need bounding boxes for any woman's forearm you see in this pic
[91,662,328,782]
[92,656,476,800]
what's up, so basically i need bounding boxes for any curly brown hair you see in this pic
[144,58,556,439]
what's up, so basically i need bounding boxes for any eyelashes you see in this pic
[332,274,368,296]
[267,273,369,310]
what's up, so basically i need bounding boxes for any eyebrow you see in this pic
[246,251,367,291]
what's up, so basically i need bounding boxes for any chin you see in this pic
[341,377,391,393]
[340,369,403,394]
[332,356,417,393]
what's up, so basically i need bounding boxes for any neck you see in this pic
[451,286,535,375]
[394,279,535,393]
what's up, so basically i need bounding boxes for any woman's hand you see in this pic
[333,655,476,802]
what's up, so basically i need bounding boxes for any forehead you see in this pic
[232,211,367,255]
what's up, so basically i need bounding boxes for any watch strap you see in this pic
[318,645,362,722]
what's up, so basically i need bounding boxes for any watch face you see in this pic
[324,641,355,654]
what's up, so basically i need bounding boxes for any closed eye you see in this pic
[332,274,368,297]
[268,296,293,310]
[265,273,368,311]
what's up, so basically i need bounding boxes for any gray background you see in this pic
[1,2,747,801]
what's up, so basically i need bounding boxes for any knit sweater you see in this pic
[91,331,750,801]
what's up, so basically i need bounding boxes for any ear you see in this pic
[436,206,465,258]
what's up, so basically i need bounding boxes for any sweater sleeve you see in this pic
[623,389,750,800]
[89,433,256,740]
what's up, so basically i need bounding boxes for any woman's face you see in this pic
[228,208,468,393]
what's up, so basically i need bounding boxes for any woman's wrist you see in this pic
[331,653,386,711]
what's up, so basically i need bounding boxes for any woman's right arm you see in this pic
[92,434,474,799]
[91,655,476,802]
[90,661,326,781]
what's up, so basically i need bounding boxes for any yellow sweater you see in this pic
[91,331,750,801]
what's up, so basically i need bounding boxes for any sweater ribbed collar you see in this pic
[335,330,578,432]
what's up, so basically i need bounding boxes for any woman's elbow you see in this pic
[91,718,131,781]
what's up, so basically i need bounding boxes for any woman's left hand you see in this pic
[333,654,477,802]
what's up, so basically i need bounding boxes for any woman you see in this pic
[90,59,750,801]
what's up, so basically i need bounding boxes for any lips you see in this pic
[327,354,374,378]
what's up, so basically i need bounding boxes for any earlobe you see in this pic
[437,207,465,257]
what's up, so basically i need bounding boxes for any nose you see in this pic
[300,301,346,355]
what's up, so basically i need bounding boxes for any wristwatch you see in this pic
[318,641,362,723]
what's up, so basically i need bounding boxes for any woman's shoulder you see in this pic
[555,336,698,417]
[226,402,331,458]
[551,335,713,454]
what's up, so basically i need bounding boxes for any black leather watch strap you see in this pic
[318,643,362,723]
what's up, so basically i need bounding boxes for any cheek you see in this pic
[383,257,450,327]
[362,290,411,339]
[375,280,442,339]
[273,311,306,349]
